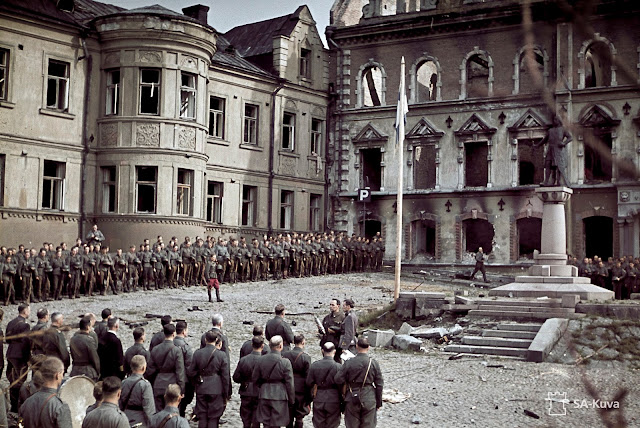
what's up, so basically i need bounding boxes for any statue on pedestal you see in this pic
[535,116,573,187]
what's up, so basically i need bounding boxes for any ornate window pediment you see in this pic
[579,104,620,128]
[406,118,444,141]
[508,109,549,132]
[454,113,496,137]
[353,122,387,146]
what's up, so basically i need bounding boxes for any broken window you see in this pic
[241,185,257,226]
[364,220,382,239]
[361,148,382,191]
[280,190,294,230]
[585,42,612,88]
[282,113,295,151]
[416,61,438,102]
[309,194,321,231]
[362,66,382,107]
[206,180,223,223]
[517,217,541,259]
[519,49,544,93]
[413,145,436,189]
[584,131,612,183]
[208,96,225,138]
[413,219,436,257]
[106,69,120,115]
[466,53,489,98]
[300,48,311,78]
[584,216,613,259]
[463,218,494,254]
[517,139,544,185]
[136,166,157,213]
[243,104,258,144]
[139,69,160,115]
[46,60,69,111]
[180,72,196,119]
[176,168,193,215]
[311,119,322,155]
[464,141,488,187]
[101,166,117,213]
[42,160,65,210]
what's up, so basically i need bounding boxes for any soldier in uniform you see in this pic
[174,321,195,418]
[611,261,627,300]
[124,327,151,377]
[216,239,231,284]
[150,315,173,352]
[34,248,50,302]
[6,303,31,412]
[152,244,166,290]
[470,247,490,283]
[334,338,383,428]
[31,307,50,356]
[149,384,190,428]
[98,246,116,295]
[94,308,112,346]
[70,316,100,381]
[113,248,128,293]
[41,312,70,373]
[193,239,206,287]
[265,304,295,350]
[306,342,343,428]
[239,325,268,359]
[250,240,262,282]
[86,224,106,248]
[146,324,186,411]
[187,330,231,427]
[180,241,195,286]
[237,241,251,283]
[282,335,311,428]
[259,240,271,281]
[141,244,155,290]
[19,356,72,428]
[49,248,65,300]
[340,299,358,354]
[82,376,130,428]
[233,336,264,428]
[167,245,182,289]
[205,254,223,303]
[1,254,17,305]
[18,250,36,303]
[120,355,155,427]
[321,299,345,363]
[125,246,140,292]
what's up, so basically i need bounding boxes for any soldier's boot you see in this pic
[110,279,118,295]
[208,288,213,303]
[215,288,223,302]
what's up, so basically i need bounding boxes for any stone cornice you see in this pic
[0,207,80,222]
[94,214,209,227]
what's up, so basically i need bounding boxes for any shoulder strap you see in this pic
[157,412,179,428]
[37,393,57,427]
[121,377,144,410]
[361,358,372,389]
[200,348,217,375]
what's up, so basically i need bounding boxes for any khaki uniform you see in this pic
[334,353,383,428]
[252,350,295,427]
[186,344,231,425]
[282,346,312,427]
[19,387,72,428]
[233,350,262,428]
[120,373,155,427]
[147,339,186,411]
[306,356,343,428]
[70,330,100,381]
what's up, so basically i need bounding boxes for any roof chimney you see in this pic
[182,4,209,26]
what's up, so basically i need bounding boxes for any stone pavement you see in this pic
[2,272,638,427]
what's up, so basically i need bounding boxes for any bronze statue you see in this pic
[535,116,572,187]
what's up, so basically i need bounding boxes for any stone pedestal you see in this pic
[491,186,614,301]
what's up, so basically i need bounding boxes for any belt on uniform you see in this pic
[317,386,338,390]
[159,370,175,373]
[263,379,283,384]
[126,404,144,411]
[350,383,373,388]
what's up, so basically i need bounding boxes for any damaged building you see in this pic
[326,0,640,264]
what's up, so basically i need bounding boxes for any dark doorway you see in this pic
[518,139,544,185]
[584,216,613,260]
[465,142,488,187]
[425,222,436,255]
[517,217,542,258]
[414,145,436,189]
[361,149,382,191]
[463,218,494,253]
[412,219,436,257]
[364,220,381,239]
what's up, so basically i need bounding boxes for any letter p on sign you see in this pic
[358,188,371,203]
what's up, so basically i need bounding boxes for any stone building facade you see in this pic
[326,0,640,264]
[0,1,328,249]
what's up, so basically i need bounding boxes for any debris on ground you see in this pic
[382,388,411,404]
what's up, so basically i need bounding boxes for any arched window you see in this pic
[460,48,493,99]
[416,61,438,102]
[514,46,547,94]
[356,59,387,108]
[578,35,617,89]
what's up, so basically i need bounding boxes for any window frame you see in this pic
[241,185,257,226]
[46,59,70,111]
[0,154,5,207]
[208,96,225,139]
[176,168,194,216]
[282,112,295,151]
[135,166,157,214]
[105,68,120,116]
[139,68,161,115]
[206,180,223,224]
[0,47,9,102]
[300,48,311,79]
[310,118,323,155]
[179,72,197,120]
[309,193,322,231]
[101,166,117,213]
[279,190,294,230]
[243,103,259,145]
[42,160,65,210]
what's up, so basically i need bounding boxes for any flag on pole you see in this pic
[395,57,409,146]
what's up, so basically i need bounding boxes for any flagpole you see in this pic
[394,57,407,302]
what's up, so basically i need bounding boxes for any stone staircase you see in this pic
[467,298,586,320]
[444,323,542,359]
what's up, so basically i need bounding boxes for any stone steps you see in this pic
[482,330,538,340]
[443,344,529,358]
[497,323,543,332]
[476,305,575,314]
[461,336,532,348]
[468,309,585,320]
[475,299,562,308]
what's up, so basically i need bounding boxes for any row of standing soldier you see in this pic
[571,255,640,299]
[0,231,385,305]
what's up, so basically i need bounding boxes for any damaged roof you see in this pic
[212,35,275,78]
[97,3,215,29]
[0,0,123,28]
[223,5,307,58]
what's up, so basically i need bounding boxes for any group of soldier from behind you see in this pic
[6,297,382,428]
[0,226,385,305]
[571,255,640,299]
